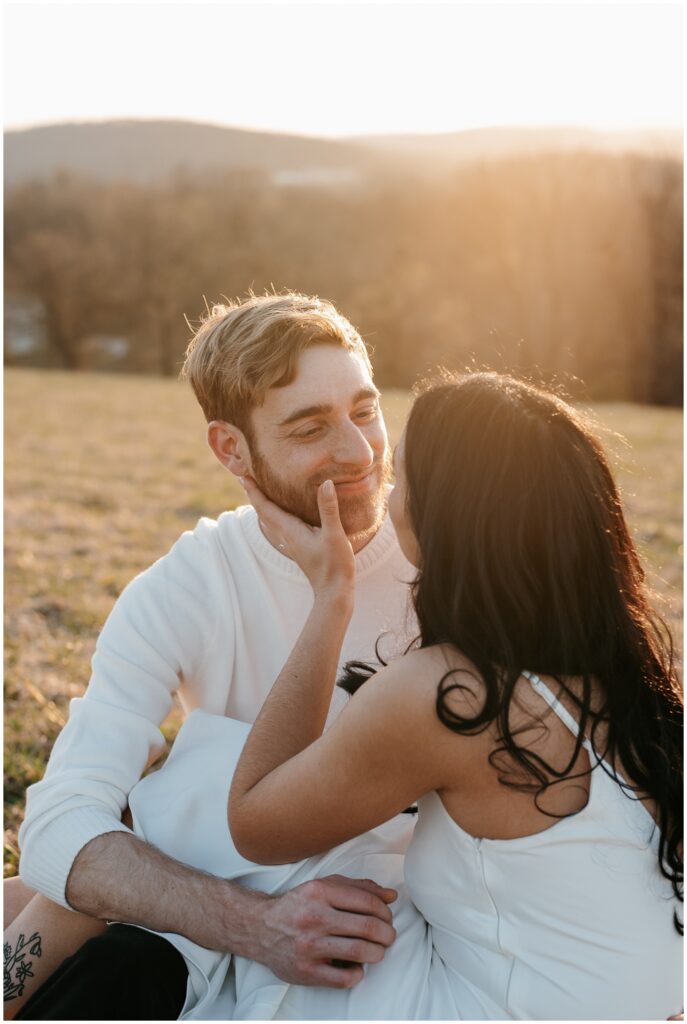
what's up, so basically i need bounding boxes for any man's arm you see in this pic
[18,547,214,907]
[19,530,398,985]
[67,832,397,987]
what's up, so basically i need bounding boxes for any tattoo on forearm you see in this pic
[4,933,42,1002]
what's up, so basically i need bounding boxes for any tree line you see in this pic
[4,149,683,404]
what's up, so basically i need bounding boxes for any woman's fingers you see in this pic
[244,476,343,542]
[317,481,354,570]
[317,479,343,533]
[242,475,309,546]
[241,476,283,549]
[242,476,353,590]
[241,475,278,522]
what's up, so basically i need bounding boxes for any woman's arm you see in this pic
[229,653,450,863]
[231,478,357,787]
[231,587,354,795]
[229,479,355,817]
[229,478,455,864]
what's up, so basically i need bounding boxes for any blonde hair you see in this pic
[181,291,372,435]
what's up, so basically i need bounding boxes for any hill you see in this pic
[3,119,383,186]
[4,119,681,186]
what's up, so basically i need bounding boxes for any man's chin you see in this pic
[336,469,389,539]
[337,490,387,539]
[252,461,388,536]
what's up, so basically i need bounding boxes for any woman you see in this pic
[225,371,683,1018]
[10,373,684,1018]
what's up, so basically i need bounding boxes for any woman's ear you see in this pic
[207,421,253,479]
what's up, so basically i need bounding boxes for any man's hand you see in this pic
[242,875,398,989]
[67,834,397,990]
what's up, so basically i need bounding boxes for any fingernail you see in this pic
[323,479,334,497]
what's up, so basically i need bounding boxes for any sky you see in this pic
[3,2,683,138]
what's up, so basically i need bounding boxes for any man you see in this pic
[9,292,417,1018]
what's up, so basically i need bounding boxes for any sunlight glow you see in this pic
[4,3,683,136]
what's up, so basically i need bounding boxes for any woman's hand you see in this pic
[242,477,355,603]
[229,477,358,840]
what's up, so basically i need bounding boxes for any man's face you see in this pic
[247,345,390,543]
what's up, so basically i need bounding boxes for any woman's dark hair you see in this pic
[402,371,683,930]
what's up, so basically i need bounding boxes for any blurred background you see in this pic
[3,1,683,872]
[4,2,683,400]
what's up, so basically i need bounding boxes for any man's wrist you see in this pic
[65,832,273,955]
[213,881,273,959]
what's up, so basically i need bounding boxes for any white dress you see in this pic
[128,672,683,1020]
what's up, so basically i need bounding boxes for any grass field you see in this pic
[3,368,683,875]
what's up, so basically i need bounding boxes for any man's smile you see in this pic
[332,468,378,495]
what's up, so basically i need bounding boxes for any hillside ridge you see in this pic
[5,119,681,185]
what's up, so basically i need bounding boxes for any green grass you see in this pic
[4,369,682,874]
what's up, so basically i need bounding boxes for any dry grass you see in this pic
[4,369,682,874]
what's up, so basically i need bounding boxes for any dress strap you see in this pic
[522,670,591,750]
[522,672,645,811]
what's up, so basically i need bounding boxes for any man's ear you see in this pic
[207,421,253,479]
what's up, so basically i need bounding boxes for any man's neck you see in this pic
[347,516,386,555]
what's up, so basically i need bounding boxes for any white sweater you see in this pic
[18,505,417,908]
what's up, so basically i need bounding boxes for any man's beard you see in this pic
[249,445,392,541]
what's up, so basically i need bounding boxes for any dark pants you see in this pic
[15,924,189,1021]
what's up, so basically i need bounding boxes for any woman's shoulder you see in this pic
[356,643,488,723]
[342,645,490,787]
[391,643,485,693]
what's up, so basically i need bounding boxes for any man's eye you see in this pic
[354,406,378,422]
[295,425,323,439]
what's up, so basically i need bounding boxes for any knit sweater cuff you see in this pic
[19,806,132,910]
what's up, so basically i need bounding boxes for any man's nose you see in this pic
[330,420,375,466]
